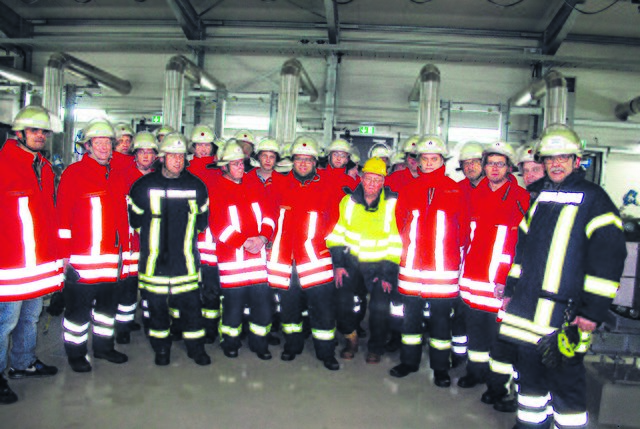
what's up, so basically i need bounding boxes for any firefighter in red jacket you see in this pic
[267,136,340,371]
[390,135,469,387]
[111,131,158,343]
[58,119,129,373]
[0,106,63,404]
[386,135,421,195]
[187,125,222,344]
[111,123,135,172]
[457,141,529,411]
[209,141,276,360]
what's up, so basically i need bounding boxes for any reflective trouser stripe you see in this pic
[553,411,588,428]
[429,338,451,350]
[468,350,490,363]
[63,316,89,345]
[183,329,205,340]
[202,308,220,319]
[249,322,271,337]
[402,334,422,345]
[149,329,170,338]
[312,327,335,341]
[517,393,552,425]
[489,358,514,375]
[169,307,180,318]
[282,323,303,334]
[220,324,242,337]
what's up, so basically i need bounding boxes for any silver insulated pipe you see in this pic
[275,59,319,149]
[42,52,132,164]
[615,96,640,121]
[163,55,226,132]
[508,70,568,127]
[0,65,42,86]
[409,64,441,136]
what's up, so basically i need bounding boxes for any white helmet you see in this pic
[132,131,159,152]
[368,143,392,159]
[402,135,421,155]
[158,132,189,156]
[327,138,352,155]
[254,138,281,157]
[390,151,405,166]
[350,146,361,164]
[191,124,215,144]
[275,158,293,174]
[217,140,245,166]
[12,105,63,133]
[483,141,516,165]
[459,142,483,162]
[518,142,538,164]
[536,124,582,158]
[233,129,256,146]
[82,119,116,143]
[416,135,448,157]
[115,123,134,140]
[291,136,319,158]
[155,125,175,139]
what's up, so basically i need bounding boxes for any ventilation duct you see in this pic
[162,55,226,132]
[42,52,132,165]
[615,96,640,121]
[275,59,319,149]
[0,65,41,86]
[509,70,568,128]
[409,64,441,136]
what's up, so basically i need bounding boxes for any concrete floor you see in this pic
[0,314,620,429]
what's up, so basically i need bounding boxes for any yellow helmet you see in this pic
[158,132,189,156]
[291,135,319,158]
[402,135,421,155]
[483,141,516,165]
[217,139,245,166]
[368,143,392,159]
[536,124,582,158]
[459,142,483,161]
[362,157,388,177]
[12,105,62,133]
[132,131,159,152]
[416,135,448,157]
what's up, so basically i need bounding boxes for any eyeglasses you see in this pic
[543,154,573,164]
[331,152,348,159]
[485,161,507,168]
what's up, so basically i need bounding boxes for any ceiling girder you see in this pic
[542,0,581,55]
[166,0,202,41]
[0,2,33,39]
[324,0,339,44]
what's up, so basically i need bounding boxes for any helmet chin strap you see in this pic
[16,132,39,154]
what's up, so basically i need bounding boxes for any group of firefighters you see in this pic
[0,104,627,429]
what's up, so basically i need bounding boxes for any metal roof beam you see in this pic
[166,0,202,41]
[0,2,33,39]
[542,0,582,55]
[324,0,339,44]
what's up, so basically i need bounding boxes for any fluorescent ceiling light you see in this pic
[448,127,500,143]
[225,115,270,132]
[71,108,108,123]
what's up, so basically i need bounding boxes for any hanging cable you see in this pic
[562,0,621,15]
[487,0,526,7]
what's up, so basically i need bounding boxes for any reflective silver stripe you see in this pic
[508,264,521,279]
[429,338,451,350]
[63,318,89,333]
[304,211,319,262]
[251,202,262,231]
[518,409,549,424]
[249,322,270,336]
[18,196,37,268]
[118,303,137,312]
[553,411,587,427]
[149,329,170,338]
[488,225,510,284]
[92,311,115,326]
[489,358,513,375]
[63,332,88,344]
[383,198,396,234]
[282,323,303,334]
[435,210,446,272]
[184,199,198,275]
[468,350,490,363]
[542,205,578,295]
[405,210,419,270]
[299,269,333,287]
[167,189,196,198]
[146,189,164,276]
[584,275,619,298]
[128,196,144,215]
[115,314,135,322]
[92,325,114,337]
[90,196,103,256]
[269,208,286,266]
[390,302,404,317]
[218,258,268,271]
[399,266,459,280]
[402,334,422,345]
[220,205,240,243]
[59,228,72,239]
[183,329,205,339]
[538,191,584,204]
[220,324,242,337]
[344,199,355,224]
[312,327,335,341]
[518,393,551,408]
[586,212,623,238]
[0,260,62,281]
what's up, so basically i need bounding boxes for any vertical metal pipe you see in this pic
[275,65,301,149]
[544,70,567,127]
[163,68,184,132]
[322,54,339,149]
[268,91,278,138]
[417,64,441,136]
[214,88,227,138]
[62,84,77,168]
[42,65,63,158]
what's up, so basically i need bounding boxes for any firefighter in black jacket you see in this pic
[128,132,211,366]
[499,125,626,429]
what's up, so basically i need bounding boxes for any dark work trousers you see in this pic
[354,269,368,328]
[278,264,336,361]
[486,337,517,397]
[200,265,221,339]
[514,344,587,429]
[464,306,499,381]
[115,275,138,334]
[400,296,454,371]
[147,288,204,356]
[451,296,468,359]
[336,259,395,355]
[62,266,118,358]
[220,283,272,354]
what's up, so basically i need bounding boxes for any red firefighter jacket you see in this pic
[386,168,417,195]
[187,155,217,179]
[193,163,221,267]
[459,177,530,313]
[208,174,276,288]
[267,170,335,289]
[110,151,135,173]
[320,167,359,232]
[57,154,123,284]
[396,165,470,298]
[0,140,63,301]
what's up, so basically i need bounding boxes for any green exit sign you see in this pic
[359,126,375,135]
[151,115,163,123]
